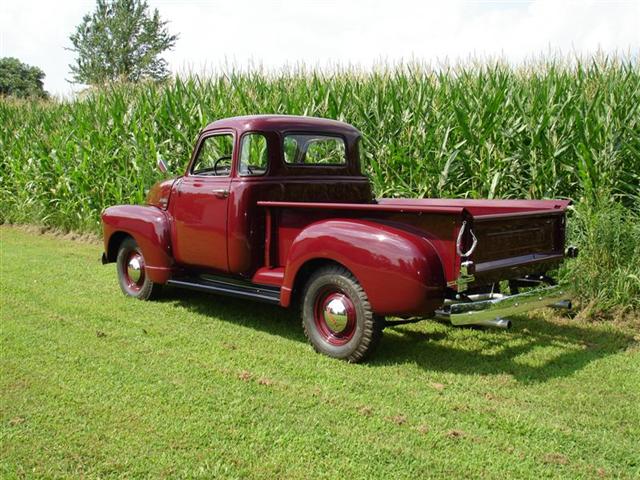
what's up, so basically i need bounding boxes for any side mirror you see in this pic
[157,157,168,174]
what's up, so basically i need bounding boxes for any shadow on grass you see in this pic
[157,287,306,342]
[158,287,635,384]
[377,316,635,383]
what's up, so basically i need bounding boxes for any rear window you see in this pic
[283,134,346,165]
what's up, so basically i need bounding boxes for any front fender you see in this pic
[101,205,173,284]
[281,219,446,316]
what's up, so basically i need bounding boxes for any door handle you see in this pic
[212,189,229,199]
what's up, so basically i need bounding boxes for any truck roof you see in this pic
[202,115,361,136]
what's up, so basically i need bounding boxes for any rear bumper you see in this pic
[438,285,569,327]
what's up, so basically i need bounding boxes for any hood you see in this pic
[146,177,179,210]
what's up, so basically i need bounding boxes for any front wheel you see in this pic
[116,237,161,300]
[302,265,384,362]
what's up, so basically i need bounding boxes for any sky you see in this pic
[1,0,638,97]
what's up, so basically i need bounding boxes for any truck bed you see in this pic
[258,197,570,288]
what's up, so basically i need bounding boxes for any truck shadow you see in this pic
[158,288,636,384]
[157,287,307,341]
[376,315,636,383]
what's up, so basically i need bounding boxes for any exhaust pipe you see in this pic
[552,299,572,310]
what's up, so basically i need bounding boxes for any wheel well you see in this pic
[106,231,133,262]
[290,258,353,306]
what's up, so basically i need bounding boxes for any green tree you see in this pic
[68,0,178,85]
[0,57,48,99]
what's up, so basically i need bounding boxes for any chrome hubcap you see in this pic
[323,296,349,333]
[127,255,143,283]
[314,290,357,346]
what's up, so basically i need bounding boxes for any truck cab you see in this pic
[162,115,371,276]
[102,115,574,362]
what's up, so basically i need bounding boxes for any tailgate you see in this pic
[468,209,567,283]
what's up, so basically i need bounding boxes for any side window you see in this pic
[239,133,268,176]
[283,134,346,165]
[191,134,234,176]
[283,136,298,163]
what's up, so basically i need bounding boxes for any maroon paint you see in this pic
[146,178,177,210]
[378,198,571,216]
[252,267,285,286]
[169,175,231,271]
[102,205,173,283]
[278,219,446,315]
[101,115,571,317]
[258,200,467,215]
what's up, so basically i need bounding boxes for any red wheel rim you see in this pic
[123,250,145,292]
[313,288,357,346]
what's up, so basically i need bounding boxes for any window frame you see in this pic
[188,130,236,177]
[282,132,348,168]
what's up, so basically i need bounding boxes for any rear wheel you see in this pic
[116,237,161,300]
[302,265,384,362]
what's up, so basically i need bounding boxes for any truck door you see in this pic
[170,131,234,272]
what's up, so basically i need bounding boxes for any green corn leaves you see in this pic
[1,58,639,233]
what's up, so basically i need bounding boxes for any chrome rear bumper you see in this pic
[437,285,570,328]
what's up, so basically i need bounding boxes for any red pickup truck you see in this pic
[102,115,575,362]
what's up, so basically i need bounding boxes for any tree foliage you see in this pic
[0,57,48,99]
[68,0,177,85]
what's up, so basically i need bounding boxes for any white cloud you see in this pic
[1,0,638,97]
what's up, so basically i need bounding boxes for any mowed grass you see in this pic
[1,226,639,479]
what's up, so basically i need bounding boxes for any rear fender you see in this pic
[101,205,173,283]
[281,219,445,316]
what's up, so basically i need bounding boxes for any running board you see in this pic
[167,277,281,305]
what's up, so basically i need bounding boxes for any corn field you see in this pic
[1,58,639,232]
[1,58,639,313]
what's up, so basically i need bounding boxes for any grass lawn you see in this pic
[1,226,639,479]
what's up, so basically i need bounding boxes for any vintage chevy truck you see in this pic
[101,115,575,362]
